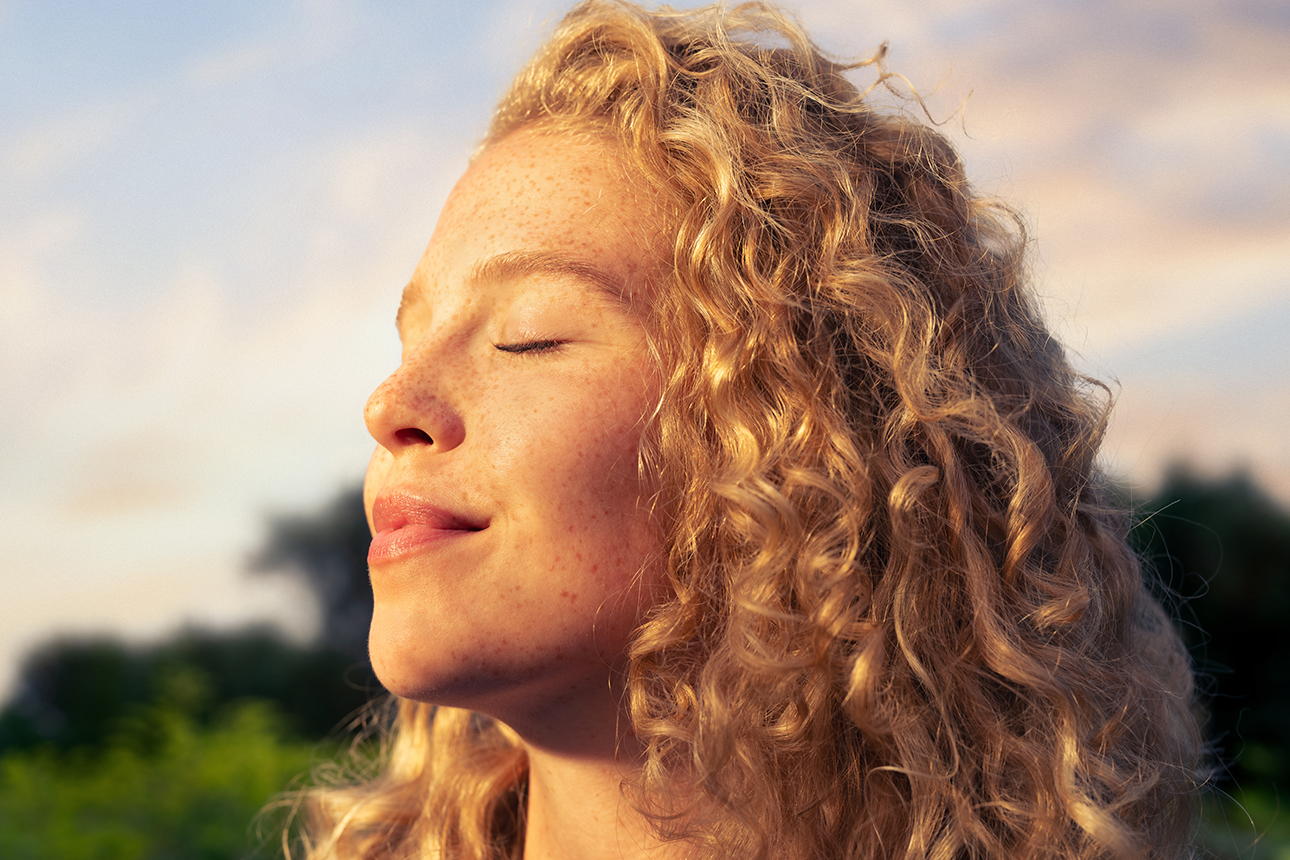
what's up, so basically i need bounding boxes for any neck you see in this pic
[520,740,685,860]
[468,663,690,858]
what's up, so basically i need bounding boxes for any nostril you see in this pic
[395,428,433,446]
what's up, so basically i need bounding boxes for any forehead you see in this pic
[406,127,668,312]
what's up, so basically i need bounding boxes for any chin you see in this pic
[368,618,510,707]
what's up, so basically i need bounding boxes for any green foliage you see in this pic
[1133,467,1290,859]
[1199,787,1290,860]
[0,629,377,755]
[0,692,326,860]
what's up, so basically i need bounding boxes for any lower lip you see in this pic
[367,524,480,563]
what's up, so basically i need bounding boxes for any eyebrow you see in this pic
[396,249,629,332]
[470,249,626,301]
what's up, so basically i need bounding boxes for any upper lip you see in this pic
[371,490,487,534]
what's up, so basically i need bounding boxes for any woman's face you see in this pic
[362,127,666,726]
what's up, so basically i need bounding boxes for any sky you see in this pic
[1,0,1287,698]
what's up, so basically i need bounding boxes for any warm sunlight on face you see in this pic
[361,128,667,727]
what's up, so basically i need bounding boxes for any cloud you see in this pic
[1102,296,1290,485]
[230,120,469,316]
[476,0,568,78]
[0,207,85,316]
[1016,168,1290,347]
[836,0,1290,357]
[186,42,285,89]
[63,431,198,519]
[1105,372,1290,504]
[183,0,353,89]
[1,94,156,185]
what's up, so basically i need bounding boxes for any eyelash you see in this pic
[494,339,564,354]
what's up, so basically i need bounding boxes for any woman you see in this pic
[301,2,1202,858]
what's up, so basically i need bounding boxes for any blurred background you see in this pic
[1,0,1287,856]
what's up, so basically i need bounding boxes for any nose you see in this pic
[363,358,466,456]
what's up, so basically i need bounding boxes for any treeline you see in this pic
[0,487,377,758]
[1130,468,1290,856]
[1133,468,1290,793]
[0,488,378,858]
[0,471,1286,857]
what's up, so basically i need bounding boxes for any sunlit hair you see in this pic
[296,2,1201,857]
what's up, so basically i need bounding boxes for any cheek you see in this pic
[543,394,649,510]
[492,374,656,551]
[558,394,660,579]
[583,377,657,505]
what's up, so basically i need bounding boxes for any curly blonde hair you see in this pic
[297,2,1201,858]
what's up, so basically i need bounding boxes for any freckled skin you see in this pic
[362,128,666,737]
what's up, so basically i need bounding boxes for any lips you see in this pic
[368,491,486,563]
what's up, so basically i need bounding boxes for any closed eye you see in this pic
[495,339,565,354]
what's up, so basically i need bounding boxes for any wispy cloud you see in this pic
[184,0,353,88]
[2,94,157,185]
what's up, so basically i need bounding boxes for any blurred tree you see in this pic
[0,484,378,757]
[0,628,375,755]
[0,639,141,752]
[1133,467,1290,794]
[253,485,373,664]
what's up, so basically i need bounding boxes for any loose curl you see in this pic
[296,2,1201,858]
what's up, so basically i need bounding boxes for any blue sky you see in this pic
[1,0,1287,696]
